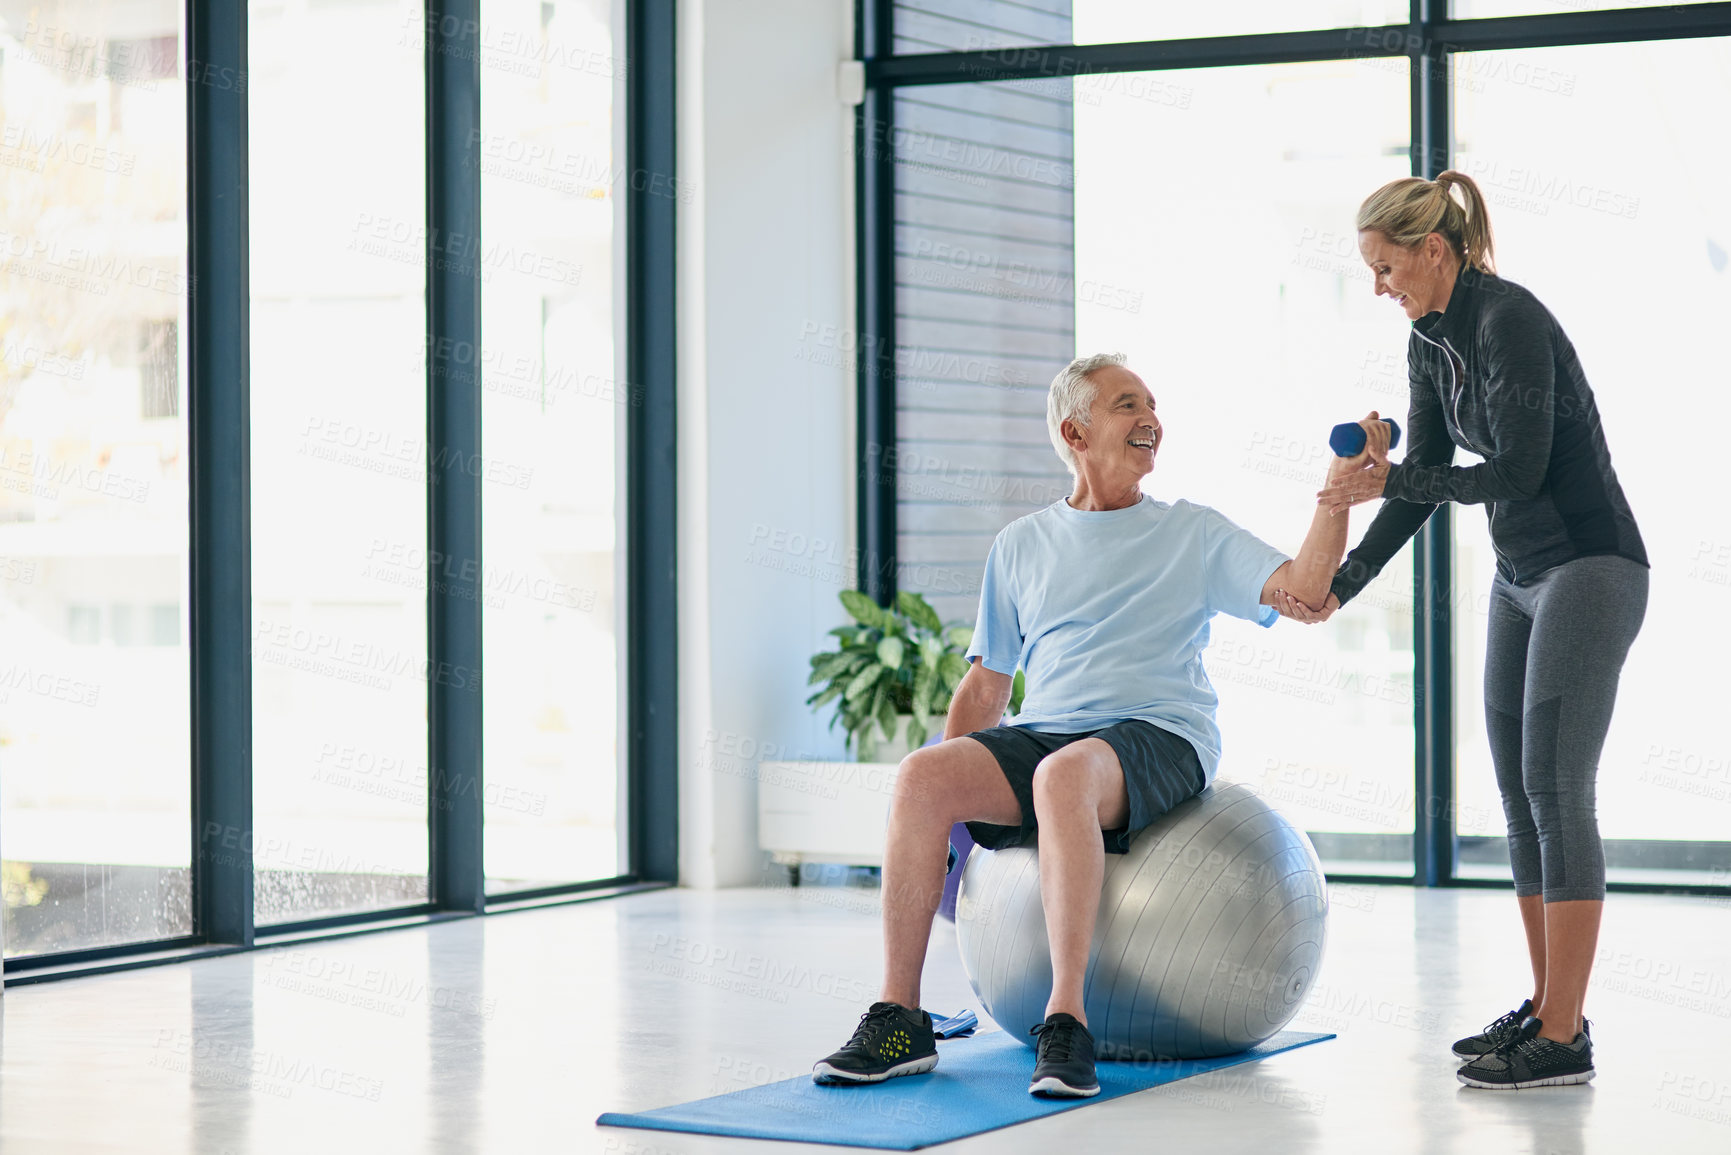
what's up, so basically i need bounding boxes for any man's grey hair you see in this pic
[1047,352,1127,478]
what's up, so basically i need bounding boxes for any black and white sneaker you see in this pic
[1028,1012,1100,1098]
[1451,998,1533,1060]
[1452,1002,1591,1061]
[1456,1016,1595,1090]
[812,1002,938,1084]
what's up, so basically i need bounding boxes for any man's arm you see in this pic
[1260,495,1351,612]
[944,658,1013,740]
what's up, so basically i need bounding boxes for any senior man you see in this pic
[813,352,1385,1098]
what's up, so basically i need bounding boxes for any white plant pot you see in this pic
[856,713,943,764]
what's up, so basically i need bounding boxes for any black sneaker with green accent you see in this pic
[1456,1016,1595,1090]
[1451,998,1534,1060]
[812,1002,938,1084]
[1028,1013,1100,1098]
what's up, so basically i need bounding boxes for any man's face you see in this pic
[1069,365,1161,481]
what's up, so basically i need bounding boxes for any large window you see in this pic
[0,1,192,956]
[1,0,668,975]
[478,0,623,893]
[248,0,430,925]
[1450,37,1731,886]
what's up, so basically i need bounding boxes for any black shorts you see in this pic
[962,719,1207,855]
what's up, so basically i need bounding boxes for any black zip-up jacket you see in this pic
[1331,265,1647,605]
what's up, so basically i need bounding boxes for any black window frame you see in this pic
[3,0,678,985]
[855,0,1731,896]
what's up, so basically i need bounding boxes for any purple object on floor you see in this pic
[938,822,975,922]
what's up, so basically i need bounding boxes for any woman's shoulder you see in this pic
[1470,271,1562,348]
[1472,270,1552,322]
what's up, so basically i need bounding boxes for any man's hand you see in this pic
[1333,410,1393,471]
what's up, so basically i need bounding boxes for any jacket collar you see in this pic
[1413,264,1484,348]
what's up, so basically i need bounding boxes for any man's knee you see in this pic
[894,743,984,816]
[892,747,946,809]
[1031,751,1094,812]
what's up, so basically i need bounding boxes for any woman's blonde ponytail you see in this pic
[1434,170,1495,273]
[1357,171,1496,274]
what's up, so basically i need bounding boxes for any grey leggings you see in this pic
[1484,554,1648,903]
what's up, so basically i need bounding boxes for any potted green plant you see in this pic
[806,589,1026,762]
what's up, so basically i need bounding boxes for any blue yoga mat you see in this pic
[597,1025,1334,1150]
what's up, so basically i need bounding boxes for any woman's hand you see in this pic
[1271,589,1340,625]
[1359,410,1393,467]
[1316,464,1389,515]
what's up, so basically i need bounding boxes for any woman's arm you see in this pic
[1323,348,1454,608]
[1383,300,1556,506]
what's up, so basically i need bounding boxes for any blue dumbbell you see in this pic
[1330,418,1402,457]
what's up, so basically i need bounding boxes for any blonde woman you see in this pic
[1275,171,1649,1090]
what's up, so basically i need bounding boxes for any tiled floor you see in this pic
[1,883,1728,1153]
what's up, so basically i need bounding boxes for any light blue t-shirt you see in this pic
[964,494,1290,782]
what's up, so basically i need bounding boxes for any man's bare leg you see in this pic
[1030,739,1130,1026]
[879,736,1023,1011]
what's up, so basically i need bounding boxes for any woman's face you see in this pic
[1359,230,1453,321]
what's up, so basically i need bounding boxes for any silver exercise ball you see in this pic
[954,782,1327,1061]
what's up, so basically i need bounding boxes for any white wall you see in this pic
[677,0,857,888]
